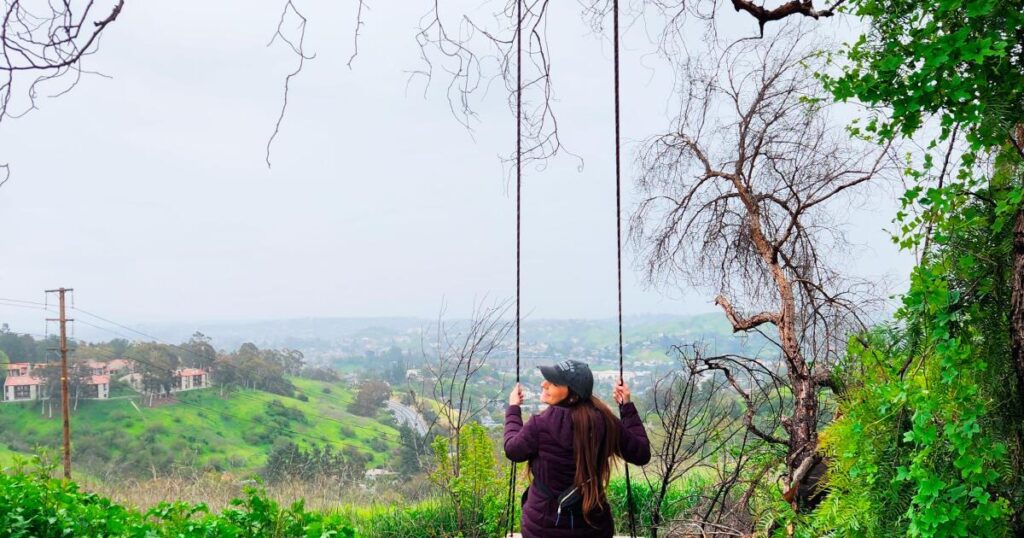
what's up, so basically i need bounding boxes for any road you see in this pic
[385,400,429,436]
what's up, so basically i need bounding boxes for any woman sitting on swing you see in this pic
[505,359,651,537]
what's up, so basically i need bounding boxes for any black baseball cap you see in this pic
[538,360,593,400]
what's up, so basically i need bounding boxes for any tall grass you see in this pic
[608,473,709,536]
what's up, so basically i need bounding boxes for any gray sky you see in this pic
[0,1,913,333]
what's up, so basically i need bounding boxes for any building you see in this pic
[174,368,209,391]
[118,366,209,395]
[82,375,110,400]
[3,375,43,402]
[82,360,107,376]
[364,468,396,480]
[5,362,32,377]
[593,370,638,384]
[122,372,145,392]
[105,359,132,374]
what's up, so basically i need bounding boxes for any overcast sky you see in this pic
[0,1,913,334]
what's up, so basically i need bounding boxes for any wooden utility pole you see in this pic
[45,287,73,480]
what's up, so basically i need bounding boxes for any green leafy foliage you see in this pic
[430,422,507,537]
[804,172,1020,536]
[828,0,1024,149]
[263,441,369,483]
[348,379,392,418]
[808,2,1024,536]
[607,473,708,534]
[0,457,356,537]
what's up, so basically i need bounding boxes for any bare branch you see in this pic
[715,294,779,331]
[348,0,369,69]
[265,0,314,168]
[730,0,847,35]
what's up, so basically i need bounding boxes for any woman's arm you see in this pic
[504,383,539,462]
[614,381,651,465]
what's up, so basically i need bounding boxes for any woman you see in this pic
[505,359,650,537]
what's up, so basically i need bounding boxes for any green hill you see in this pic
[0,376,400,479]
[0,442,19,467]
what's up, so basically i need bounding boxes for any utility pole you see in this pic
[45,287,73,480]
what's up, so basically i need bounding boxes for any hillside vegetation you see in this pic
[0,376,399,479]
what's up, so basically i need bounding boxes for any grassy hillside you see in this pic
[0,376,400,479]
[0,442,19,468]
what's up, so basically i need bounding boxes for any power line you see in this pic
[0,300,54,312]
[0,297,49,307]
[0,329,51,339]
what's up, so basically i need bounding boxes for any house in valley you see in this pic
[2,359,124,402]
[105,359,132,375]
[82,375,110,400]
[174,368,209,391]
[5,362,32,377]
[3,375,44,402]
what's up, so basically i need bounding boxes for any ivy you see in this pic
[800,2,1024,535]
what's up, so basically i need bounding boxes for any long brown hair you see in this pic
[568,392,621,523]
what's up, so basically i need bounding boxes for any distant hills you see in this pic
[65,312,762,357]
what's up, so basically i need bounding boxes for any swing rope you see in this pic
[505,0,523,534]
[504,1,637,535]
[613,0,638,535]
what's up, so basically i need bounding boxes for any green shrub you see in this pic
[430,423,507,537]
[608,473,707,534]
[0,457,357,537]
[356,500,459,537]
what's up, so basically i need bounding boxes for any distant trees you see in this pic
[349,379,391,417]
[0,327,52,363]
[129,343,180,396]
[397,424,427,477]
[300,366,340,382]
[183,332,217,371]
[0,330,324,405]
[381,345,410,385]
[210,342,297,397]
[264,441,369,484]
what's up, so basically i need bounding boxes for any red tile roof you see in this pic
[86,375,109,385]
[3,376,41,387]
[178,368,206,377]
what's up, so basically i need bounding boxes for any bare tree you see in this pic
[630,28,892,511]
[424,299,513,534]
[0,0,124,184]
[0,0,124,118]
[641,344,742,538]
[411,0,574,170]
[427,299,513,467]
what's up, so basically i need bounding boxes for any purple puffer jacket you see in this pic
[504,401,651,538]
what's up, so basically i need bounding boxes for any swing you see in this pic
[503,0,638,535]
